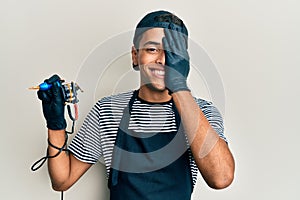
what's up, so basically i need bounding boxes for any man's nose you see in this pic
[155,50,165,65]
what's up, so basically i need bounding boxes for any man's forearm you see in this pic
[47,129,71,190]
[172,91,235,189]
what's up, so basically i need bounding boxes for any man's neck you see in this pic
[138,85,171,103]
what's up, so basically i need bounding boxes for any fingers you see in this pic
[37,84,63,103]
[174,31,187,51]
[163,28,189,59]
[162,29,171,53]
[37,89,52,102]
[38,74,64,103]
[44,74,61,84]
[163,28,176,53]
[51,81,63,98]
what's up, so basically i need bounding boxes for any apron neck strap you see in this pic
[128,90,139,114]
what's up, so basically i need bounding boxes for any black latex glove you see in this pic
[37,74,66,130]
[163,28,190,94]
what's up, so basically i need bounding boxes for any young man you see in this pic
[38,10,234,200]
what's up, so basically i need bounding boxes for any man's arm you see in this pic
[47,129,92,191]
[36,75,93,191]
[172,91,235,189]
[162,28,234,189]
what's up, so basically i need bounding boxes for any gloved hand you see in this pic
[163,27,190,94]
[37,74,66,130]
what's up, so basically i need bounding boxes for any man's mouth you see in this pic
[150,69,165,78]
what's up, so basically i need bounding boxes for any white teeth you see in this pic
[154,70,165,76]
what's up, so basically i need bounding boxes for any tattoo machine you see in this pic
[29,79,83,133]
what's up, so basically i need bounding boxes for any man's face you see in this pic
[132,28,166,91]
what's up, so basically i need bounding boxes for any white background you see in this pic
[1,0,300,199]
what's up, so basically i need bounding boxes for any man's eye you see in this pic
[146,48,159,53]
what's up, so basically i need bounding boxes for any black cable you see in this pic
[31,104,77,200]
[31,135,68,171]
[48,135,69,151]
[65,104,76,134]
[31,104,76,171]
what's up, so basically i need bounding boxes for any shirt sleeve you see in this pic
[68,101,103,164]
[195,98,228,143]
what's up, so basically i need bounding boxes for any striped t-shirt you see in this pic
[68,90,227,187]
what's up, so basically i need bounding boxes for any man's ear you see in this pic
[131,46,139,71]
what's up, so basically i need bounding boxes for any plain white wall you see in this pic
[1,0,300,199]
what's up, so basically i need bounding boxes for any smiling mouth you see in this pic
[150,69,165,77]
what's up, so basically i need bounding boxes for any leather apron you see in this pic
[108,90,193,200]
